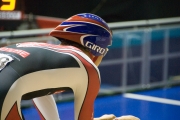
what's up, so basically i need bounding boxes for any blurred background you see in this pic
[1,0,180,120]
[1,0,180,31]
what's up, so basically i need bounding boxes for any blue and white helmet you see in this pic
[49,13,112,56]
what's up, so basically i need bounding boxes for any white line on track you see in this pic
[123,93,180,106]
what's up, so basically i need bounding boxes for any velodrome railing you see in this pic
[1,16,180,38]
[1,17,180,105]
[100,24,180,94]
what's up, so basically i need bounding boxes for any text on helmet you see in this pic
[85,41,106,55]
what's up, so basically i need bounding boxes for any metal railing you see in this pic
[1,16,180,105]
[100,25,180,94]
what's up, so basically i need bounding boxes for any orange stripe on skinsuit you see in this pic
[55,49,100,120]
[77,56,100,120]
[6,102,22,120]
[32,101,46,120]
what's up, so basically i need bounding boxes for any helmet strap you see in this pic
[89,53,98,62]
[93,56,98,62]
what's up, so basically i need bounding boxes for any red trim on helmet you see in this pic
[49,30,85,45]
[66,15,111,32]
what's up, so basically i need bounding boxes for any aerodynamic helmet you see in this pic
[49,13,112,56]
